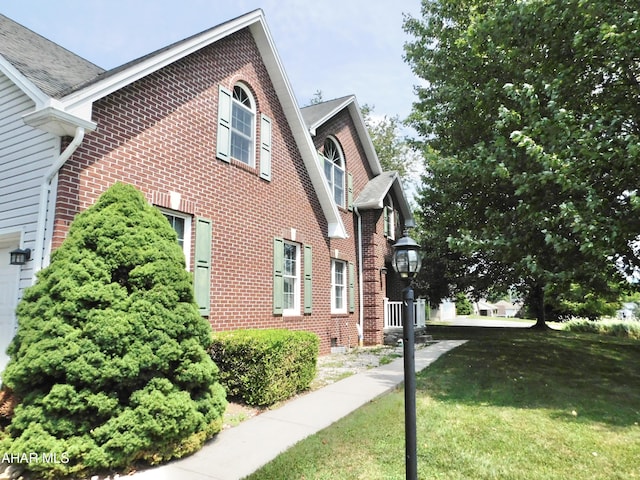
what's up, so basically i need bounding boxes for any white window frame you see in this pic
[331,259,347,314]
[283,241,300,316]
[231,83,256,167]
[160,209,192,270]
[322,137,346,208]
[384,198,396,241]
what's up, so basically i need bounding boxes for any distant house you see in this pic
[0,9,413,371]
[495,300,519,318]
[475,300,498,317]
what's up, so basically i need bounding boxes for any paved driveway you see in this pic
[432,317,535,328]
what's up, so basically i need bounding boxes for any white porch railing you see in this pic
[384,298,427,329]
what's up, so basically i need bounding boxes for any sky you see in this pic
[1,0,424,122]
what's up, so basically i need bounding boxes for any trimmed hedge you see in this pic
[210,329,319,407]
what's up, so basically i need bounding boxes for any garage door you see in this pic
[0,244,20,374]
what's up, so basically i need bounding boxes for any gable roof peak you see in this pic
[300,95,357,134]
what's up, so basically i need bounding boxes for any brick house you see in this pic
[0,9,413,369]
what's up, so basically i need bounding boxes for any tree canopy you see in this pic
[403,0,640,325]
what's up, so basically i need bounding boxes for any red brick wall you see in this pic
[310,109,402,346]
[51,28,353,354]
[310,109,371,348]
[309,109,410,345]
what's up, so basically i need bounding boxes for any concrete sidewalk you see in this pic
[129,340,467,480]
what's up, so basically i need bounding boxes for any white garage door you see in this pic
[0,244,20,374]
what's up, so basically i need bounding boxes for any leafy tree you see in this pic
[404,0,640,327]
[454,292,473,316]
[361,104,420,180]
[0,183,226,478]
[545,283,622,321]
[308,89,325,105]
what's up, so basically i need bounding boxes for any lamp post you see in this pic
[391,230,422,480]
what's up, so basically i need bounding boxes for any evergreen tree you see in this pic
[1,183,226,478]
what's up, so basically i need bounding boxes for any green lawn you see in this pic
[247,327,640,480]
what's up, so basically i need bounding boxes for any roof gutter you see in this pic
[32,126,86,275]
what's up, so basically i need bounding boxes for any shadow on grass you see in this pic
[419,326,640,427]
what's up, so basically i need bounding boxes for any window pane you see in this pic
[335,286,344,309]
[284,278,295,309]
[231,134,251,164]
[334,262,344,285]
[324,158,333,183]
[164,214,185,248]
[232,105,253,136]
[334,168,344,206]
[284,244,297,275]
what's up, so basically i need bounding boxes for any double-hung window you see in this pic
[283,242,300,315]
[231,84,255,166]
[331,259,347,313]
[322,137,345,207]
[273,239,311,316]
[161,210,192,270]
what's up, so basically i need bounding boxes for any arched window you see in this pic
[231,84,255,166]
[322,137,345,207]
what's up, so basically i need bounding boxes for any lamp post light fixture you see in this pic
[391,229,422,480]
[9,248,31,266]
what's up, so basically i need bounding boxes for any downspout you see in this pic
[32,127,86,276]
[354,206,364,347]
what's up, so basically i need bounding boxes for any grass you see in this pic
[378,352,402,365]
[246,327,640,480]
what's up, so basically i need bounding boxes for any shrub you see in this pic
[0,183,226,479]
[210,329,319,407]
[563,318,640,340]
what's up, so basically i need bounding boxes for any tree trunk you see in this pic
[530,284,550,330]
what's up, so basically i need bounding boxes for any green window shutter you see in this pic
[348,262,355,313]
[194,218,212,316]
[273,237,284,315]
[304,245,313,314]
[347,173,354,211]
[217,85,232,162]
[260,114,272,181]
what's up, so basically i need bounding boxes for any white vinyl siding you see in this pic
[0,72,60,294]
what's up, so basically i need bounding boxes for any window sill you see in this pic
[230,158,257,173]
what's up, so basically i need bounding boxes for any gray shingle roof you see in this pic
[354,171,399,209]
[299,95,354,129]
[0,14,105,98]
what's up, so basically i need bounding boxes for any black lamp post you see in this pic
[391,229,422,480]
